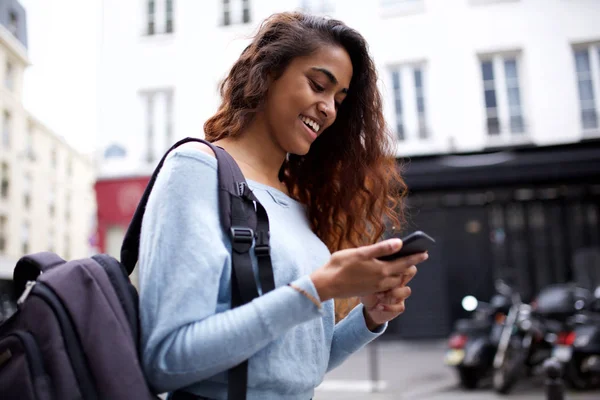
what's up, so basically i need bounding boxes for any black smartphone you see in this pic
[377,231,435,262]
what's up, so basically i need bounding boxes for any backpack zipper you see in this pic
[17,281,36,306]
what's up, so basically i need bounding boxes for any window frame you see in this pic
[478,52,529,144]
[573,43,600,136]
[389,63,430,142]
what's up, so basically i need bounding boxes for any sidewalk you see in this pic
[314,339,600,400]
[314,339,456,400]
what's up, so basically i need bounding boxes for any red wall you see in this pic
[94,176,150,253]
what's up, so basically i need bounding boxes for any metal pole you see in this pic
[368,341,380,392]
[544,358,565,400]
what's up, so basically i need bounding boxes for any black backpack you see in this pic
[0,137,274,400]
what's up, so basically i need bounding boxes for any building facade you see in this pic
[0,0,97,319]
[96,0,600,336]
[97,0,600,159]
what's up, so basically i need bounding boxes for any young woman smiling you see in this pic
[138,11,428,400]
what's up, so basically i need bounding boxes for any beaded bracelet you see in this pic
[288,283,322,310]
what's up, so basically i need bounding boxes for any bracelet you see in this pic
[288,283,322,310]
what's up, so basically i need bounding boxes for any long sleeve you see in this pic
[327,304,387,372]
[138,151,324,393]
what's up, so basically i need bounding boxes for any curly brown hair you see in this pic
[204,12,407,320]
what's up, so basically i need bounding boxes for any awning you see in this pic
[401,140,600,191]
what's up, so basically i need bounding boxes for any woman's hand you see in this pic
[360,264,420,329]
[310,238,428,302]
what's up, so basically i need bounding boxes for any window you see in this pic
[4,61,13,91]
[390,65,429,141]
[104,143,127,159]
[147,0,155,35]
[48,228,55,253]
[8,11,18,36]
[145,0,174,35]
[65,193,71,223]
[574,44,600,132]
[0,163,8,199]
[165,0,174,33]
[223,0,231,26]
[391,70,404,140]
[414,68,428,139]
[51,147,57,168]
[0,215,6,253]
[49,186,56,218]
[25,123,35,160]
[242,0,250,23]
[222,0,251,26]
[300,0,334,14]
[165,91,173,146]
[141,89,174,164]
[64,234,70,260]
[145,95,155,163]
[479,54,525,137]
[66,157,72,177]
[2,111,11,149]
[23,173,31,209]
[21,222,29,255]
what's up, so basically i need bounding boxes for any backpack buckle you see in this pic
[230,227,254,253]
[254,230,270,257]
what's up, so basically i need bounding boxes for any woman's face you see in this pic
[262,44,353,156]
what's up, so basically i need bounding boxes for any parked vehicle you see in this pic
[444,281,512,389]
[492,282,592,394]
[561,286,600,390]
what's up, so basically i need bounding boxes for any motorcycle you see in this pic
[560,286,600,390]
[492,282,592,394]
[444,281,512,389]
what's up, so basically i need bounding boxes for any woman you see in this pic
[139,11,428,400]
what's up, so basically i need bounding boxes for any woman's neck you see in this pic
[214,122,288,194]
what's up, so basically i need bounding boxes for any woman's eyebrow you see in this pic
[311,67,349,94]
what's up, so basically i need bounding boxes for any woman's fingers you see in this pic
[383,300,407,314]
[400,265,418,286]
[384,253,427,277]
[356,238,402,261]
[377,286,412,305]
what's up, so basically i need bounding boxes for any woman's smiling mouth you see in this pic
[300,115,320,133]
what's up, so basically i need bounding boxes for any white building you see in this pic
[95,0,600,338]
[97,0,600,163]
[0,0,97,283]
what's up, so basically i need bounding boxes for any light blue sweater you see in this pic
[138,148,386,400]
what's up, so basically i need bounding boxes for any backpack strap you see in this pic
[13,252,66,299]
[120,137,275,400]
[202,142,276,400]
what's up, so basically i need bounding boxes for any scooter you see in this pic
[444,281,512,389]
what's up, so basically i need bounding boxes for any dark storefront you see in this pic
[386,140,600,340]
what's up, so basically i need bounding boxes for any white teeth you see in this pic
[300,116,320,133]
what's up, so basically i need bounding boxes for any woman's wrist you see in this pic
[363,307,381,332]
[310,269,334,302]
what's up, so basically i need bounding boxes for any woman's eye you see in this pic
[311,80,325,92]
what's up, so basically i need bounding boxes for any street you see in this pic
[314,340,600,400]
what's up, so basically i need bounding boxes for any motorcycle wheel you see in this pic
[493,338,522,394]
[457,366,481,389]
[565,356,593,391]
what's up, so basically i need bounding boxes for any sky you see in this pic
[20,0,100,154]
